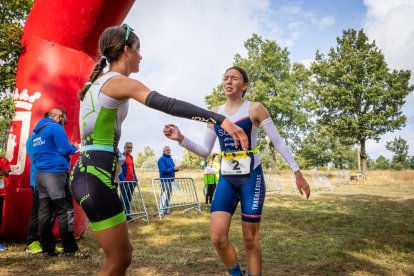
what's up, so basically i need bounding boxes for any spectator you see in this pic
[118,142,138,221]
[0,155,11,251]
[157,146,182,216]
[25,133,62,254]
[31,108,88,258]
[203,159,217,206]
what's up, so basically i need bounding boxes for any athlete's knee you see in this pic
[110,250,132,270]
[122,251,132,268]
[243,232,259,250]
[211,233,229,250]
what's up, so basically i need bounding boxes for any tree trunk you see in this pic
[269,140,278,171]
[360,139,367,177]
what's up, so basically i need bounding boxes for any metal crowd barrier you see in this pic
[311,175,333,192]
[152,177,201,219]
[337,170,351,186]
[265,174,282,194]
[118,181,149,224]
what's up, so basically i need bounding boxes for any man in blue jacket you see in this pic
[30,108,86,258]
[118,142,138,221]
[157,146,182,216]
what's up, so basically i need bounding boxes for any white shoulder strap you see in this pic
[93,72,121,91]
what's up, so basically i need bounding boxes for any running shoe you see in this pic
[0,243,7,251]
[64,251,91,259]
[26,240,42,254]
[55,245,63,253]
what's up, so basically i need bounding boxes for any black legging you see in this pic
[205,184,217,204]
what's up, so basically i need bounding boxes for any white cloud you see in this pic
[315,16,336,29]
[363,0,414,159]
[363,0,414,71]
[280,3,336,30]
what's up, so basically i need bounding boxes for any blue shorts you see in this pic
[211,165,266,223]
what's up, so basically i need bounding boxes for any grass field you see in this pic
[0,170,413,275]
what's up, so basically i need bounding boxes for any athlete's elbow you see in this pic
[199,150,211,159]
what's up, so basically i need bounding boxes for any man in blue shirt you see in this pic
[157,146,182,216]
[31,108,86,258]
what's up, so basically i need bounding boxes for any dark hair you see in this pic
[78,25,140,100]
[225,66,249,97]
[211,153,219,161]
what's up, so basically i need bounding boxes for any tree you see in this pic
[296,125,357,170]
[0,0,33,152]
[385,136,409,169]
[181,150,206,169]
[374,155,390,170]
[296,127,332,169]
[310,29,413,176]
[205,34,311,167]
[408,156,414,170]
[135,146,155,168]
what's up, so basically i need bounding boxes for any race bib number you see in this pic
[221,151,251,175]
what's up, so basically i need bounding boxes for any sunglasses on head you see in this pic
[120,23,134,43]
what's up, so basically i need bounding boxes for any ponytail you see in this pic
[78,57,107,101]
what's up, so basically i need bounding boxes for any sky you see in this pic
[120,0,414,162]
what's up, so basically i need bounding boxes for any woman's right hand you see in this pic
[220,118,248,150]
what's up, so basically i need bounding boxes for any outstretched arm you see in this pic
[102,77,247,150]
[163,124,216,158]
[251,102,310,199]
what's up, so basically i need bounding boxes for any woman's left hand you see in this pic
[294,170,310,199]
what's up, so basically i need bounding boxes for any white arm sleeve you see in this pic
[261,117,300,172]
[179,127,217,158]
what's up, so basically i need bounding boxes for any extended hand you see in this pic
[163,124,184,143]
[220,119,248,150]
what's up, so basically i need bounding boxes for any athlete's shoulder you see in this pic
[249,101,267,112]
[249,102,270,125]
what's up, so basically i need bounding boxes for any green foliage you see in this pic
[310,29,413,175]
[296,125,357,169]
[181,149,206,169]
[0,96,15,150]
[204,85,226,109]
[374,155,391,170]
[408,156,414,170]
[0,0,34,152]
[135,146,155,168]
[385,136,409,168]
[205,34,311,168]
[235,34,310,148]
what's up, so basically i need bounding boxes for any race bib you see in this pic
[221,151,251,175]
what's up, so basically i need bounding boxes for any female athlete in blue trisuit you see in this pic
[70,25,248,276]
[163,66,310,276]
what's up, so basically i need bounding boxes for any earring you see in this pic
[128,56,132,61]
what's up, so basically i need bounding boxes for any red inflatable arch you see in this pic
[0,0,135,241]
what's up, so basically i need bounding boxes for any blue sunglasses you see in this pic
[121,23,134,43]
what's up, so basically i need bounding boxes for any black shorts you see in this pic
[70,150,125,231]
